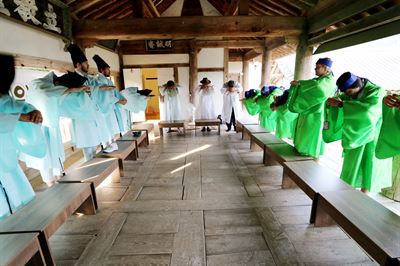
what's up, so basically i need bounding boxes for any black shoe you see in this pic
[225,123,231,132]
[233,126,237,132]
[207,127,211,132]
[201,127,206,132]
[167,129,172,133]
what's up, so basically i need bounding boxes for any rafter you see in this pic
[206,0,225,14]
[144,0,160,17]
[132,0,145,18]
[108,4,133,19]
[74,16,305,40]
[157,0,177,14]
[224,0,239,16]
[79,0,120,19]
[89,0,130,19]
[70,0,104,15]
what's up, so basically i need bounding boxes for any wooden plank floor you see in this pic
[50,130,380,266]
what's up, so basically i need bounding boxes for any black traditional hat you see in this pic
[0,54,15,93]
[227,80,235,87]
[200,77,211,84]
[137,89,153,96]
[92,54,110,72]
[67,44,87,66]
[56,71,87,88]
[166,80,175,87]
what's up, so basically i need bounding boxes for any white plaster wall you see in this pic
[200,0,222,16]
[86,46,120,71]
[123,68,143,88]
[0,16,69,62]
[198,48,224,68]
[123,54,189,65]
[161,0,183,16]
[229,62,243,73]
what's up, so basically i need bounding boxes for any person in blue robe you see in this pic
[0,54,43,219]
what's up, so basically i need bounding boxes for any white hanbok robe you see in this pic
[195,85,217,120]
[160,86,184,121]
[221,81,243,122]
[0,95,38,220]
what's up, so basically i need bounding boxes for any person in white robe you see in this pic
[160,80,184,133]
[221,80,243,131]
[195,77,217,132]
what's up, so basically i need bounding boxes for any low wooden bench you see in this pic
[315,190,400,265]
[194,119,221,135]
[119,130,147,158]
[58,158,119,209]
[282,161,352,223]
[242,124,269,140]
[97,140,137,176]
[250,132,286,151]
[235,119,258,133]
[0,233,45,266]
[158,120,186,136]
[0,183,96,265]
[131,123,153,146]
[263,143,313,166]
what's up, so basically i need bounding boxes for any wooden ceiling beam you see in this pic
[89,0,130,19]
[249,1,281,16]
[206,0,225,14]
[120,40,190,54]
[132,0,145,18]
[264,0,299,16]
[308,5,400,45]
[79,0,120,19]
[244,49,262,61]
[238,0,249,15]
[144,0,161,17]
[157,0,177,14]
[308,0,387,34]
[107,4,132,19]
[196,40,265,48]
[118,10,134,19]
[73,16,305,40]
[229,51,244,61]
[253,0,296,16]
[224,0,239,16]
[70,0,104,15]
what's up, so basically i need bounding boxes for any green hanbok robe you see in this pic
[257,88,283,132]
[328,81,392,192]
[288,74,336,157]
[243,90,260,116]
[275,88,298,139]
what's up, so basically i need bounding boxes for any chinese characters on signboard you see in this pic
[145,39,173,51]
[1,0,65,36]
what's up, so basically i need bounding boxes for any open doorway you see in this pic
[141,68,160,120]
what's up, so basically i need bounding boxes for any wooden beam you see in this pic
[196,40,264,48]
[70,0,103,14]
[182,0,203,16]
[143,0,160,17]
[107,4,132,19]
[198,67,224,72]
[123,63,189,69]
[314,20,400,54]
[79,0,120,19]
[263,0,299,16]
[308,0,386,34]
[265,37,287,50]
[173,66,179,83]
[73,16,305,40]
[132,0,145,18]
[189,40,198,103]
[244,49,262,61]
[238,0,249,15]
[225,0,239,15]
[229,51,244,62]
[308,5,400,45]
[223,48,229,81]
[294,33,313,80]
[89,0,130,19]
[206,0,225,14]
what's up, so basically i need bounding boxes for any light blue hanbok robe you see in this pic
[120,87,148,113]
[92,73,121,136]
[114,90,130,133]
[19,72,67,181]
[0,95,40,220]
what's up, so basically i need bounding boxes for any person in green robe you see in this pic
[377,93,400,200]
[327,72,392,193]
[256,86,283,132]
[270,88,298,139]
[242,89,260,116]
[288,58,336,158]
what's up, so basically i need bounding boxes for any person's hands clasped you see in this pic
[384,94,400,109]
[326,97,343,107]
[290,80,299,86]
[20,110,43,124]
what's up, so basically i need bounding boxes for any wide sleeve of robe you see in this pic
[243,90,260,116]
[376,102,400,159]
[91,74,120,114]
[288,74,336,114]
[120,87,148,113]
[341,81,386,150]
[322,105,343,143]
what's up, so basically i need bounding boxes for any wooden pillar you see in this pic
[173,66,179,84]
[117,47,125,90]
[242,59,249,90]
[223,48,229,82]
[294,33,313,80]
[189,40,198,103]
[260,39,273,86]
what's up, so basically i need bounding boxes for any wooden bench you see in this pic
[315,190,400,265]
[194,119,221,135]
[282,161,353,223]
[0,233,45,266]
[235,119,258,133]
[0,183,96,265]
[97,140,137,176]
[131,122,153,146]
[242,124,269,140]
[118,130,145,158]
[58,158,119,209]
[263,143,313,166]
[158,120,186,136]
[250,132,286,151]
